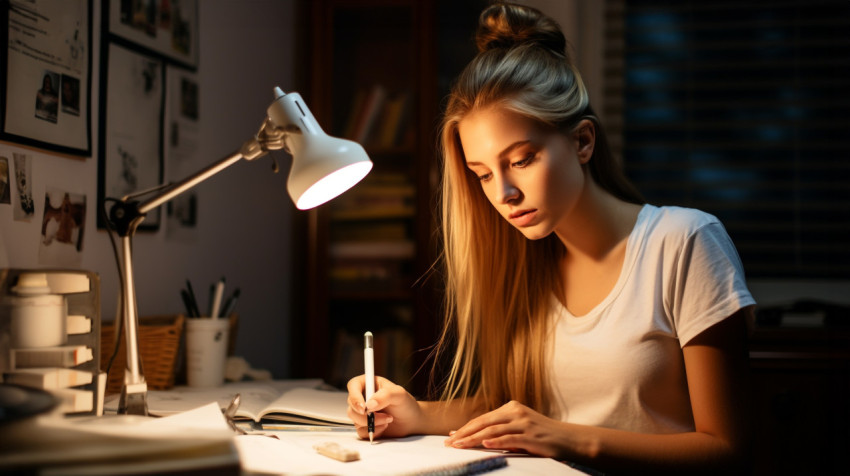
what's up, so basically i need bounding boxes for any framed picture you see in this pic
[164,64,199,242]
[105,0,198,69]
[1,0,92,156]
[97,41,164,231]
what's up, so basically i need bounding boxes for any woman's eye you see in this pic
[512,154,534,168]
[477,172,492,182]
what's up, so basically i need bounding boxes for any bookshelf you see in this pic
[294,0,441,395]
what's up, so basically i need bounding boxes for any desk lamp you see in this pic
[107,87,372,415]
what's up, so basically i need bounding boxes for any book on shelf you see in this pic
[332,174,416,214]
[66,314,92,334]
[331,221,409,242]
[329,327,413,389]
[373,91,411,148]
[348,84,387,144]
[330,263,392,282]
[10,344,93,369]
[44,271,92,294]
[331,205,416,221]
[4,367,93,389]
[331,240,415,259]
[341,88,366,139]
[329,329,364,389]
[337,184,415,206]
[53,387,94,413]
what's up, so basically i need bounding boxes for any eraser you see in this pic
[313,441,360,462]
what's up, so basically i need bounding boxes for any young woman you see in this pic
[347,3,755,473]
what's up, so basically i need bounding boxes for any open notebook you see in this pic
[142,379,352,426]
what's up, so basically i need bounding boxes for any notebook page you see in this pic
[234,431,575,475]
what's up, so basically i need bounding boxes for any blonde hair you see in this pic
[433,2,643,415]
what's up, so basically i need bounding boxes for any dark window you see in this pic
[606,0,850,278]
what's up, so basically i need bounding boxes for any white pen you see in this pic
[364,331,375,444]
[210,277,225,318]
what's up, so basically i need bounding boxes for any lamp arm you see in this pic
[137,134,272,216]
[111,128,284,415]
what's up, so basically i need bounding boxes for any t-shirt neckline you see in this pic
[559,204,655,320]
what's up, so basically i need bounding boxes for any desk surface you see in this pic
[2,395,579,475]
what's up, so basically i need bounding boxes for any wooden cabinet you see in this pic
[292,0,440,395]
[748,325,850,475]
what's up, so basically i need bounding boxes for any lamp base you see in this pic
[118,380,149,416]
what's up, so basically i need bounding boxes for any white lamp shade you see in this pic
[287,135,373,209]
[267,88,373,210]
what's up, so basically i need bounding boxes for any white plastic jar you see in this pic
[8,272,67,348]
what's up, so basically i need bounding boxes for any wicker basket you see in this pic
[101,314,185,395]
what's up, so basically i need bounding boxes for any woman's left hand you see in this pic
[443,400,569,459]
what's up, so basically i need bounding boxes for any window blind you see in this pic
[604,0,850,278]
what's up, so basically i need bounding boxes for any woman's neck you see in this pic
[553,180,641,262]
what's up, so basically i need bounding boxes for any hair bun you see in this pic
[476,2,567,57]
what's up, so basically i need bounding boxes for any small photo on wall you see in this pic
[39,187,86,267]
[12,153,35,221]
[35,70,61,124]
[61,74,81,116]
[0,156,11,204]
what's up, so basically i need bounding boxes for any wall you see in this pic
[1,0,299,377]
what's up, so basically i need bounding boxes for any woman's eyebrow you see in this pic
[466,140,532,167]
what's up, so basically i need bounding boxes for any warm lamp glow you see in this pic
[268,87,373,209]
[293,160,373,210]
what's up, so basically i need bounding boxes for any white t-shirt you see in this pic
[548,204,755,434]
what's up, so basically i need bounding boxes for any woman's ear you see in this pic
[573,119,596,164]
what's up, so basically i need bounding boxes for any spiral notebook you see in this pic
[235,432,511,476]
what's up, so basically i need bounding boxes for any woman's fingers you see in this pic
[347,374,418,441]
[346,375,367,415]
[444,401,530,448]
[355,418,392,440]
[446,407,508,442]
[351,410,394,438]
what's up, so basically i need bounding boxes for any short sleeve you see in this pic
[669,221,756,346]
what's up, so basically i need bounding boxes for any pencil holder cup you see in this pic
[185,317,229,387]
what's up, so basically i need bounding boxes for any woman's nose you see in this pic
[496,176,520,204]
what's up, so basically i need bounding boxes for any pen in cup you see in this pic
[364,331,375,444]
[210,277,226,318]
[180,289,196,317]
[185,279,201,317]
[221,288,241,317]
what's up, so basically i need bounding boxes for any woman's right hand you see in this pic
[346,375,424,440]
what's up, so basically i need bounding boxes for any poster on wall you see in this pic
[1,0,92,156]
[106,0,198,69]
[97,41,164,231]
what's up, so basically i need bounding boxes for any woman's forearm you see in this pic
[555,422,749,475]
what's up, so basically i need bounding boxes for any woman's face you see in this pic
[458,106,591,240]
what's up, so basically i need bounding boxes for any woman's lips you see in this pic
[509,209,537,227]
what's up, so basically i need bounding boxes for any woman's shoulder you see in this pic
[638,204,723,241]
